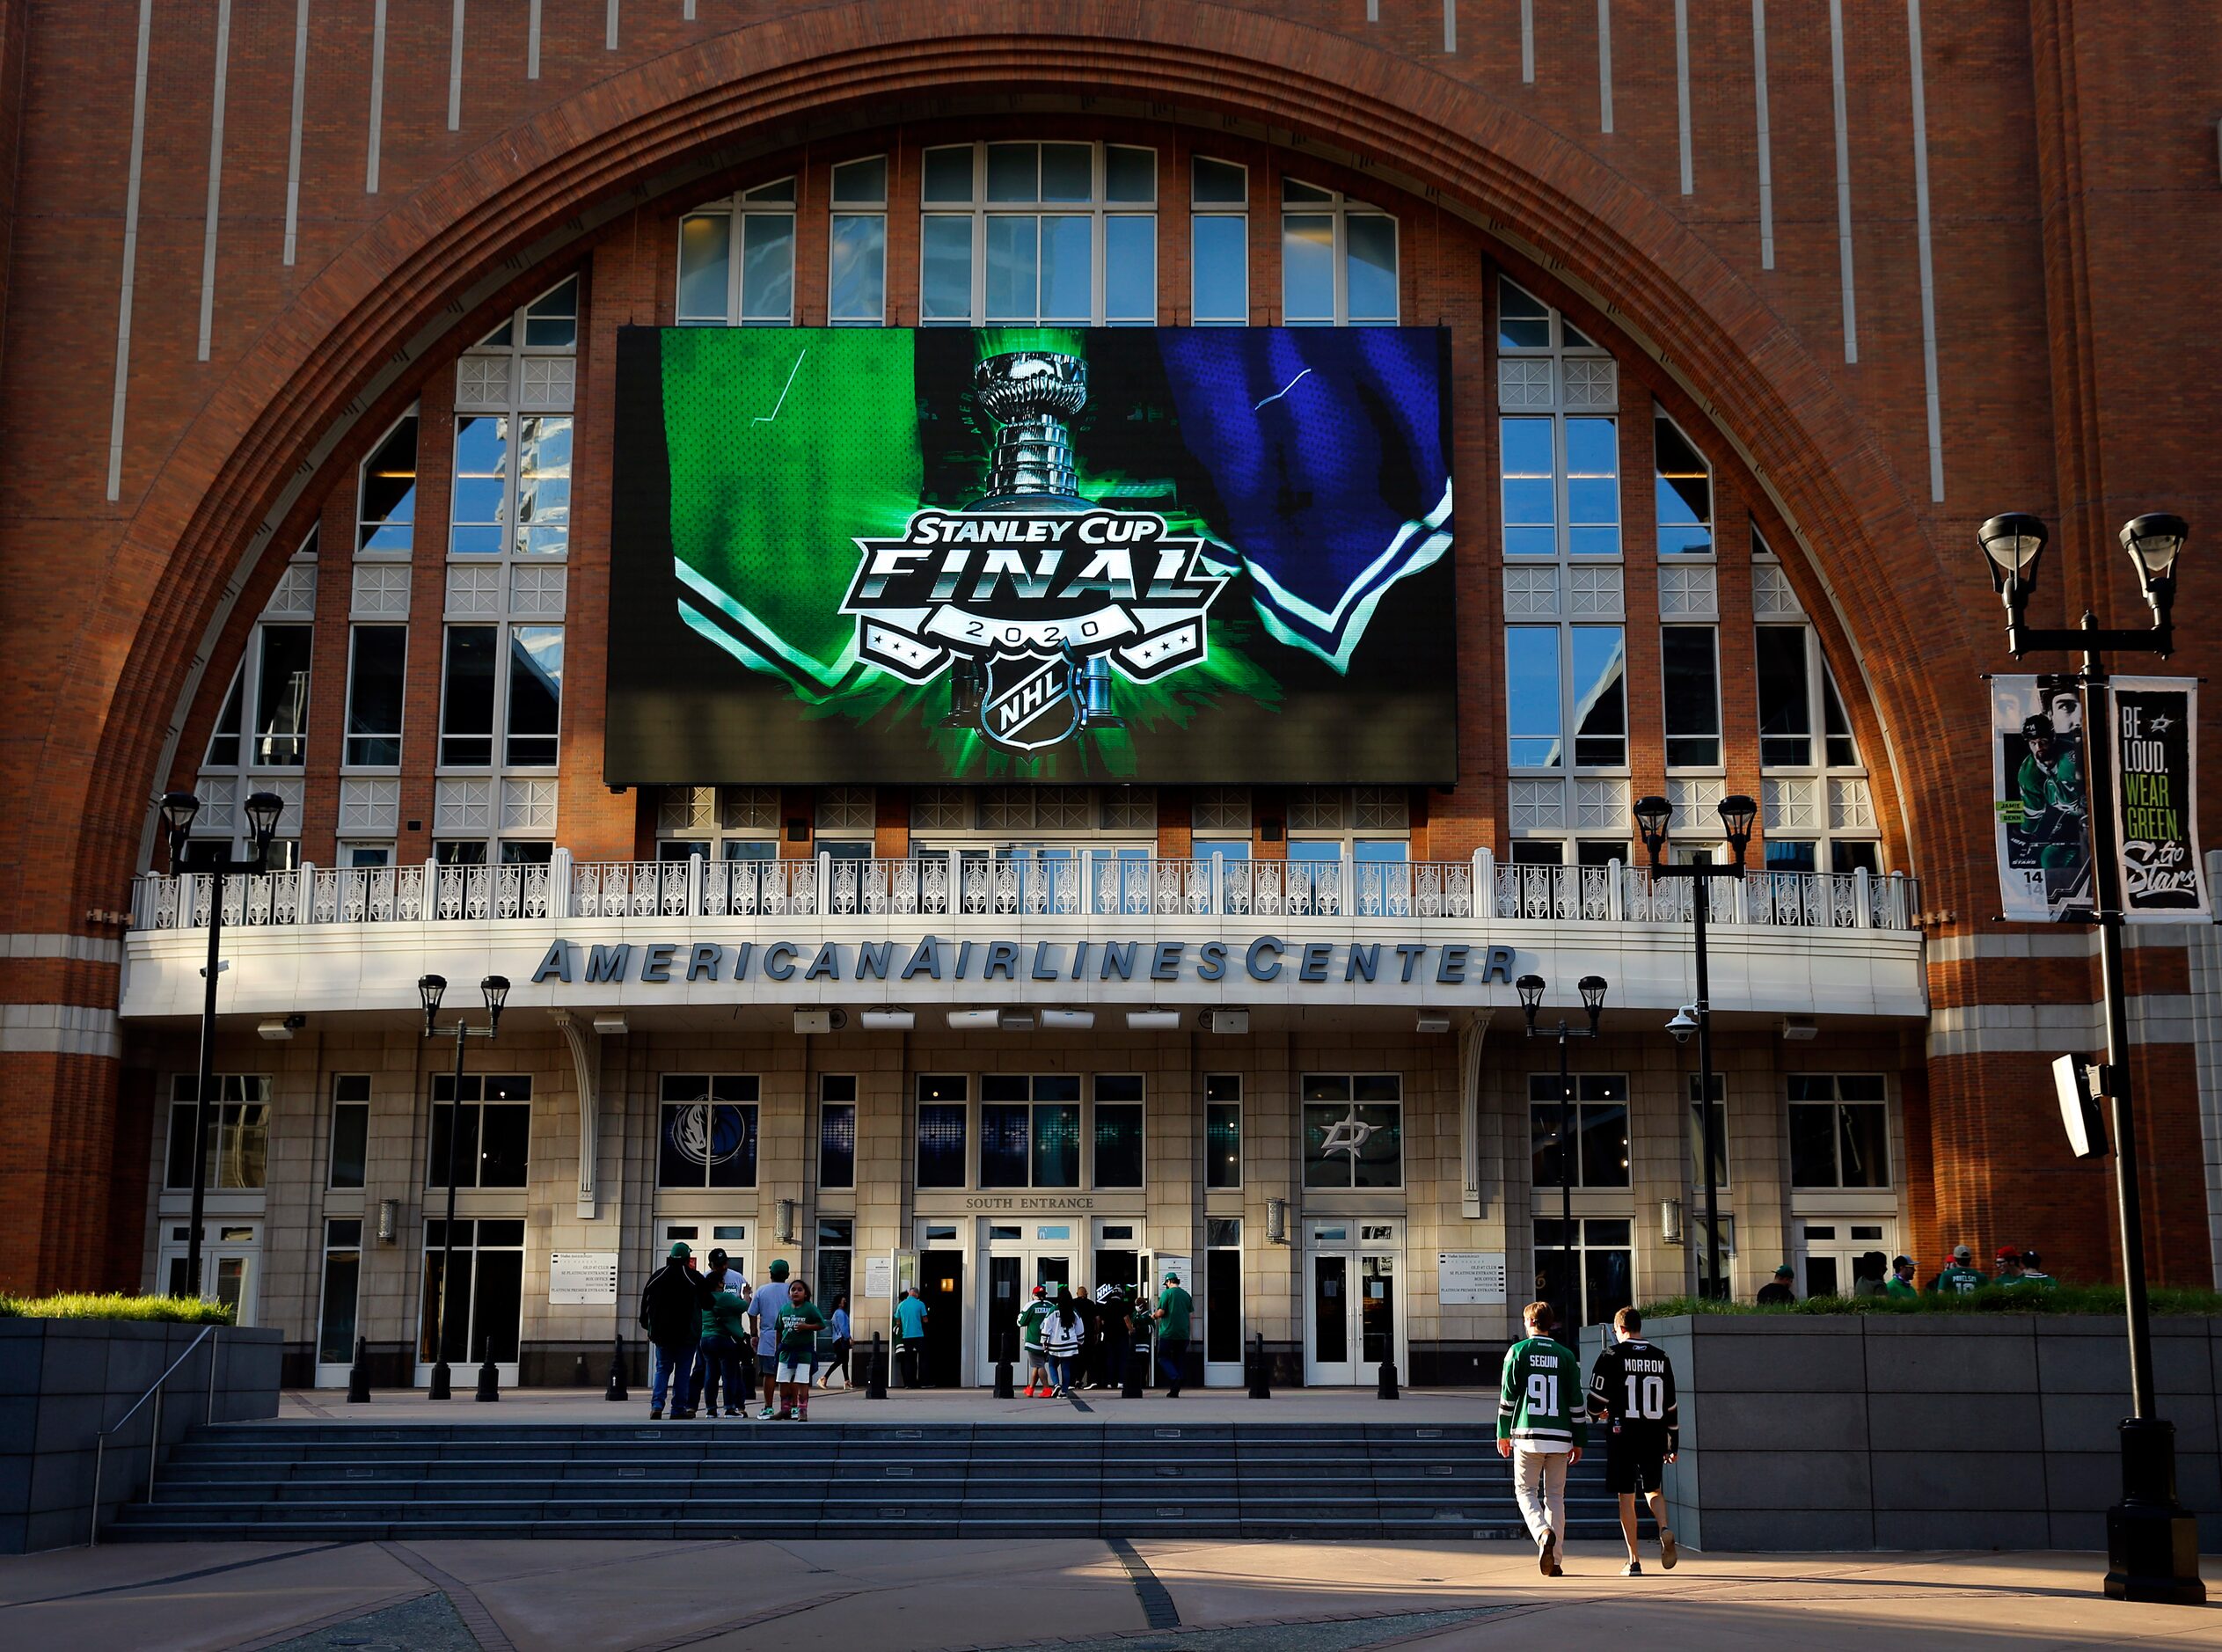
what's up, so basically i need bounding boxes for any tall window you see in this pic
[1788,1075,1889,1188]
[1497,281,1619,559]
[1282,179,1396,325]
[428,1074,530,1189]
[1093,1075,1144,1189]
[1505,625,1626,771]
[1528,1073,1630,1189]
[438,625,561,769]
[657,1074,759,1188]
[328,1075,370,1191]
[1533,1217,1633,1332]
[819,1074,857,1189]
[815,1217,853,1313]
[1191,156,1247,325]
[1661,625,1721,770]
[356,412,419,556]
[318,1217,362,1367]
[245,625,312,768]
[916,1074,968,1189]
[450,414,571,560]
[1205,1074,1242,1188]
[343,626,406,768]
[1654,414,1714,556]
[1754,618,1878,874]
[980,1074,1081,1189]
[829,157,888,324]
[919,142,1157,325]
[165,1075,271,1190]
[1301,1074,1402,1188]
[677,179,796,325]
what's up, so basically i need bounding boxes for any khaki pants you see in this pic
[1512,1446,1570,1546]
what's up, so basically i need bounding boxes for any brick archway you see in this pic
[72,0,1964,922]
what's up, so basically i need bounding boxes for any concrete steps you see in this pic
[106,1422,1639,1543]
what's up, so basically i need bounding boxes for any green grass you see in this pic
[0,1292,235,1324]
[1638,1283,2222,1319]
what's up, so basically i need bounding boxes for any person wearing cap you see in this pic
[694,1247,749,1419]
[1930,1246,1990,1296]
[748,1259,793,1418]
[1152,1268,1194,1397]
[1017,1283,1056,1399]
[1993,1246,2058,1290]
[1884,1255,1920,1298]
[2019,1248,2058,1288]
[1755,1264,1796,1306]
[638,1239,708,1420]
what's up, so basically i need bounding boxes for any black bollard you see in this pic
[1376,1356,1400,1400]
[347,1334,372,1404]
[1122,1334,1146,1399]
[992,1324,1016,1399]
[605,1334,630,1403]
[475,1335,501,1402]
[1247,1332,1271,1400]
[866,1332,888,1399]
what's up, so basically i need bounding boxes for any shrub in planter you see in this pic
[0,1292,235,1324]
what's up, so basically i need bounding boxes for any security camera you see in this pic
[1665,1005,1699,1044]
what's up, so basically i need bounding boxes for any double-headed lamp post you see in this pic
[1978,508,2204,1605]
[1517,973,1607,1330]
[1631,792,1758,1304]
[158,788,286,1304]
[418,972,510,1401]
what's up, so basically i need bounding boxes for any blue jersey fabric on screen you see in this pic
[1155,327,1453,672]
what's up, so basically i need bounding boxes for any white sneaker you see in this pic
[1621,1560,1642,1576]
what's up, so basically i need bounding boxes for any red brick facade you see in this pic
[0,2,2216,1291]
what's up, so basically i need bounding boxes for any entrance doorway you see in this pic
[658,1218,751,1285]
[1795,1218,1893,1298]
[978,1220,1090,1385]
[1304,1220,1405,1386]
[415,1217,523,1386]
[159,1221,261,1327]
[920,1251,965,1387]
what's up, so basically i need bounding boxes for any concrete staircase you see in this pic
[106,1421,1636,1543]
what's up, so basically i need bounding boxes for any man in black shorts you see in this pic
[1586,1305,1679,1576]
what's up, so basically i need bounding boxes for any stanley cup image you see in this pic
[970,350,1089,510]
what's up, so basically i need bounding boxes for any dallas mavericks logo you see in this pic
[842,351,1226,757]
[669,1102,749,1170]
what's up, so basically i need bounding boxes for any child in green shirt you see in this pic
[772,1279,828,1421]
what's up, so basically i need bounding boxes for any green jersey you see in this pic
[1497,1334,1586,1451]
[1018,1299,1054,1349]
[1996,1270,2058,1290]
[1156,1286,1194,1340]
[1932,1263,1989,1296]
[703,1289,748,1340]
[774,1302,826,1358]
[1884,1276,1919,1298]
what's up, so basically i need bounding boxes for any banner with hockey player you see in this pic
[1992,674,2093,921]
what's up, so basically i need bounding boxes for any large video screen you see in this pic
[607,326,1457,784]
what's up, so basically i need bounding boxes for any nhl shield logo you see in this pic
[981,649,1081,754]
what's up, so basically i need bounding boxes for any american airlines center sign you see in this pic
[606,325,1457,784]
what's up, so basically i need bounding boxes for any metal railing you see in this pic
[131,852,1919,933]
[87,1325,222,1547]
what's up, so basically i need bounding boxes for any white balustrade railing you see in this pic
[128,851,1919,934]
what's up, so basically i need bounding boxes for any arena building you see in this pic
[0,2,2216,1389]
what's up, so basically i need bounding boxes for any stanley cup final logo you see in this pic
[842,351,1226,755]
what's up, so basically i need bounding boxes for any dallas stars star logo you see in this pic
[2149,713,2174,735]
[1319,1107,1382,1161]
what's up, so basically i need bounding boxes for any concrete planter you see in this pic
[0,1319,281,1553]
[1580,1313,2220,1553]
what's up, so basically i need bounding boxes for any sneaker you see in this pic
[1537,1530,1557,1576]
[795,1407,808,1422]
[648,1407,662,1421]
[757,1405,775,1420]
[726,1407,744,1418]
[1621,1561,1642,1577]
[1660,1530,1677,1569]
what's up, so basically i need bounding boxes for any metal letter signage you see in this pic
[2109,677,2210,921]
[843,350,1224,756]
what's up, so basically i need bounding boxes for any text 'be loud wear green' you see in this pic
[1497,1334,1587,1451]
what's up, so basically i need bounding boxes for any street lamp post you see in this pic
[159,789,286,1304]
[1632,793,1758,1304]
[1977,508,2204,1605]
[418,973,510,1401]
[1517,974,1607,1331]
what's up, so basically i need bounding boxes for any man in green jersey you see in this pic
[1153,1270,1194,1398]
[1929,1245,1990,1296]
[1993,1246,2058,1289]
[1884,1255,1920,1297]
[1496,1299,1586,1576]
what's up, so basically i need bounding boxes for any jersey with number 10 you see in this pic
[1497,1335,1586,1451]
[1587,1337,1680,1454]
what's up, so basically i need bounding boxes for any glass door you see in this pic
[977,1220,1076,1385]
[1796,1219,1893,1298]
[1303,1221,1404,1385]
[313,1217,362,1387]
[159,1222,261,1327]
[1306,1250,1354,1385]
[415,1217,523,1386]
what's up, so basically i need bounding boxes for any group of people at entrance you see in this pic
[1011,1272,1193,1398]
[636,1242,852,1422]
[1499,1300,1680,1578]
[1751,1243,2059,1305]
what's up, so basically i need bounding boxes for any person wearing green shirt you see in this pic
[1929,1245,1990,1296]
[696,1269,749,1419]
[1017,1284,1056,1399]
[1497,1299,1586,1576]
[1884,1255,1921,1298]
[771,1278,828,1421]
[1992,1247,2058,1289]
[1153,1271,1194,1398]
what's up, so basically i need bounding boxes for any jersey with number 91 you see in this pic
[1587,1336,1680,1454]
[1496,1334,1587,1451]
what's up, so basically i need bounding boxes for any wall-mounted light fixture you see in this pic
[1265,1197,1289,1244]
[1660,1199,1685,1246]
[1040,1009,1094,1030]
[377,1199,398,1244]
[1125,1009,1181,1030]
[777,1199,798,1244]
[861,1008,915,1030]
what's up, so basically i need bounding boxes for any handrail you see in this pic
[87,1323,221,1547]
